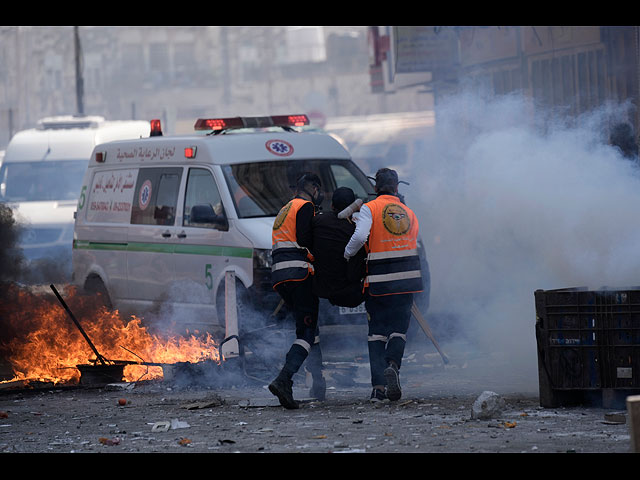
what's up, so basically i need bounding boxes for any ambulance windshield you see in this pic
[0,160,88,202]
[221,159,374,218]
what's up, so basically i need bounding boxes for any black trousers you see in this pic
[275,278,322,379]
[365,292,413,387]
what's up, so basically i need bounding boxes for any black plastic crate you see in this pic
[543,345,602,389]
[535,287,640,407]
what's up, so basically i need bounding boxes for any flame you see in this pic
[0,283,220,385]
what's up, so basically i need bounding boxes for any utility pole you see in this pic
[221,27,231,106]
[74,26,84,116]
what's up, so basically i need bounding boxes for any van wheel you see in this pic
[83,276,113,310]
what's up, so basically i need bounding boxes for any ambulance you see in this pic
[0,116,150,271]
[71,114,391,337]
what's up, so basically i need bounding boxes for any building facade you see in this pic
[0,26,434,148]
[371,26,639,146]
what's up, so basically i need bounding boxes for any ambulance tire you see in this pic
[83,275,113,311]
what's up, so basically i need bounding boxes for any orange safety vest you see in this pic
[271,198,315,288]
[364,194,423,296]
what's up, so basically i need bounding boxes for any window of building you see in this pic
[531,47,607,116]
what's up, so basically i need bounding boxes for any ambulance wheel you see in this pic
[83,276,113,310]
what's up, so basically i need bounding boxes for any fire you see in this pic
[0,283,220,385]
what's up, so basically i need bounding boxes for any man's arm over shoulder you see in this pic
[344,204,372,259]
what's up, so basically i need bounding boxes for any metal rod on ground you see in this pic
[50,284,108,366]
[628,395,640,452]
[221,271,240,359]
[411,301,449,365]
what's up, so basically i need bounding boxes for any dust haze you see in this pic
[407,88,640,390]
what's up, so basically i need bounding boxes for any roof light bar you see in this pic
[194,117,244,131]
[194,114,309,131]
[271,115,310,127]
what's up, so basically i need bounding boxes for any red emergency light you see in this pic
[272,115,309,127]
[184,146,197,159]
[194,114,309,132]
[150,119,163,136]
[194,117,244,131]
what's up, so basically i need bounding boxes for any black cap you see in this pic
[374,168,399,191]
[331,187,356,212]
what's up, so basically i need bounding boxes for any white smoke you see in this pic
[408,89,640,387]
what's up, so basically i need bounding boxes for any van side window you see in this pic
[131,167,182,226]
[183,168,227,230]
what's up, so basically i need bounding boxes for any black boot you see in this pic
[309,375,326,401]
[306,344,325,401]
[269,372,299,409]
[383,362,401,401]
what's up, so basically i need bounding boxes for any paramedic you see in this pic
[269,172,324,409]
[343,168,423,402]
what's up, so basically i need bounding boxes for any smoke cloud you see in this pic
[407,88,640,388]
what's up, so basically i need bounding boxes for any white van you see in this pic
[0,116,150,274]
[72,114,390,338]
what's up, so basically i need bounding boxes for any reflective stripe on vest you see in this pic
[272,260,315,272]
[273,240,303,250]
[365,195,423,296]
[367,248,418,260]
[271,198,314,287]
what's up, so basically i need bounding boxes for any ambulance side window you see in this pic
[183,168,228,231]
[131,167,182,226]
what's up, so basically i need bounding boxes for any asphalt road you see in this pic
[0,328,636,454]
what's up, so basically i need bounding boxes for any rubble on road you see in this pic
[471,391,506,420]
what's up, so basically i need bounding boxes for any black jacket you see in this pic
[311,210,366,307]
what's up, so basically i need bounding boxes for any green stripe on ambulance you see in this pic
[73,240,252,258]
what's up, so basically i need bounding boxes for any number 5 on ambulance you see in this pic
[72,114,378,338]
